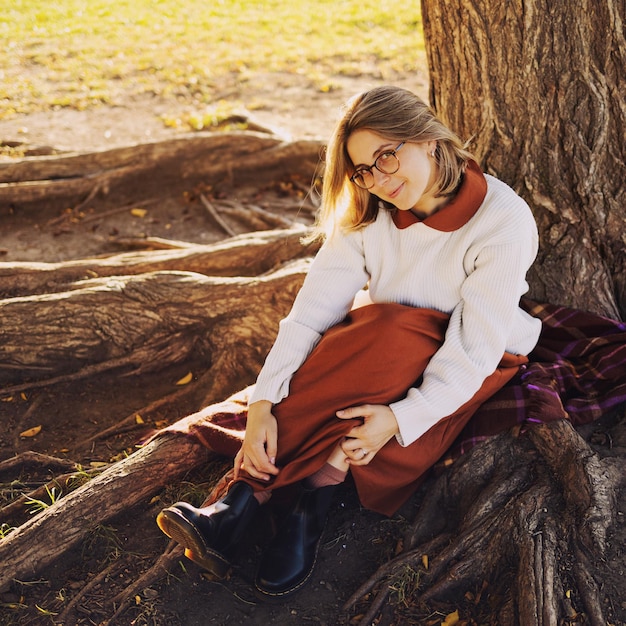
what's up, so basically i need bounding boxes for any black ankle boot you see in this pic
[157,481,259,578]
[255,484,336,599]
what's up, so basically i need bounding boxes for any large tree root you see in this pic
[0,432,210,591]
[0,227,318,298]
[0,131,323,212]
[344,418,626,626]
[0,259,309,391]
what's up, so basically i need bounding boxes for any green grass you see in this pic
[0,0,423,120]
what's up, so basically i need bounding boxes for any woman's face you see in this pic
[346,129,439,216]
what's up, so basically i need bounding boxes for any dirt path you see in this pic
[0,72,429,154]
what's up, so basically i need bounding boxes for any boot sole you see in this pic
[156,508,231,579]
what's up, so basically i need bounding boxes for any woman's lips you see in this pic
[387,182,404,199]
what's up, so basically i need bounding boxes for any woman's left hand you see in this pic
[336,404,399,466]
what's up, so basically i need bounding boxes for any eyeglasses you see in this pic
[349,142,405,190]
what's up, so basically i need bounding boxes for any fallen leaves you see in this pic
[20,425,42,438]
[441,610,459,626]
[175,372,193,386]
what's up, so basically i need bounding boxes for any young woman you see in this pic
[157,85,542,599]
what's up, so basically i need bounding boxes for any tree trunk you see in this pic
[422,0,626,319]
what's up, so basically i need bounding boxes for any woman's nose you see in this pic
[371,167,391,187]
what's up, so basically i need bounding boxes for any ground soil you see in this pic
[1,71,625,626]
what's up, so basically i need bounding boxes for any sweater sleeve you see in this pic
[390,209,539,446]
[250,231,370,405]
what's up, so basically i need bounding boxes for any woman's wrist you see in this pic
[248,399,273,421]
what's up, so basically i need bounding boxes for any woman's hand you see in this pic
[234,400,280,481]
[337,404,399,466]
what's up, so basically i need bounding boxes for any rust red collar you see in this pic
[390,160,487,232]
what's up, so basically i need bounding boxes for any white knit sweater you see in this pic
[250,174,542,446]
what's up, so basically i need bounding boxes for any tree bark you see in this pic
[345,417,626,626]
[0,227,317,298]
[422,0,626,319]
[0,131,323,214]
[0,260,309,391]
[0,433,210,591]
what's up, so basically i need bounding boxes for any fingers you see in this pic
[233,448,244,480]
[236,408,280,481]
[340,436,361,455]
[336,406,368,420]
[346,446,374,466]
[235,445,279,481]
[265,435,278,468]
[340,437,375,466]
[338,404,399,452]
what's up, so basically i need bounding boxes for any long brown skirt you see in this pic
[243,303,527,516]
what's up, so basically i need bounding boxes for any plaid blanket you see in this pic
[162,298,626,469]
[440,298,626,462]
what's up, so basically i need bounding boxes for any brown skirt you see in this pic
[243,303,527,516]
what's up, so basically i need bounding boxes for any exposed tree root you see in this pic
[0,131,323,213]
[56,557,129,626]
[0,261,309,390]
[104,541,185,625]
[0,451,77,477]
[344,417,626,625]
[0,226,317,298]
[0,433,210,590]
[0,466,102,523]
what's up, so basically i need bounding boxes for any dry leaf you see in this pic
[20,425,42,438]
[442,610,459,626]
[89,461,108,468]
[135,414,144,424]
[422,554,429,569]
[130,208,148,218]
[20,392,27,400]
[176,371,193,385]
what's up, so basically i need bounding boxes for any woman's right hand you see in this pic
[234,400,280,481]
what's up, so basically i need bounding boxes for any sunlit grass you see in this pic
[0,0,424,119]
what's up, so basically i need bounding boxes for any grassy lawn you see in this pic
[0,0,424,120]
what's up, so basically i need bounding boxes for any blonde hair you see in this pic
[314,86,474,240]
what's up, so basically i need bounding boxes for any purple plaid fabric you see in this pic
[439,298,626,463]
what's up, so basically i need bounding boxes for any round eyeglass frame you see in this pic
[349,142,405,190]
